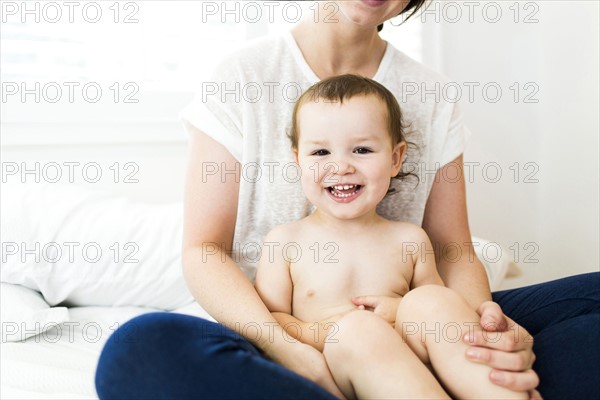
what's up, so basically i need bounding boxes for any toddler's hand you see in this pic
[351,295,402,327]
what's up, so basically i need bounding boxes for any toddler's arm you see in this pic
[351,226,445,326]
[409,227,445,289]
[254,226,294,315]
[255,226,337,351]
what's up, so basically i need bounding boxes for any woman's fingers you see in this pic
[488,368,540,392]
[465,347,536,371]
[477,301,509,331]
[464,323,534,352]
[466,308,534,354]
[465,308,539,393]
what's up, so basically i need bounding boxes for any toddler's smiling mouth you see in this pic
[326,184,363,201]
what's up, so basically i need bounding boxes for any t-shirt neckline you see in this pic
[282,30,392,84]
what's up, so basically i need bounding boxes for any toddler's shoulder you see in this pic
[386,220,431,243]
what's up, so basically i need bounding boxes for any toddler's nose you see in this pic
[330,158,355,176]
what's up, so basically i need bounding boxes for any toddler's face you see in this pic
[294,95,405,220]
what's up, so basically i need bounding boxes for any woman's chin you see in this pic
[360,0,389,8]
[337,0,407,29]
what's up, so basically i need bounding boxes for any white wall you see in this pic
[537,2,599,281]
[2,1,597,288]
[1,90,192,204]
[430,1,599,286]
[1,142,188,204]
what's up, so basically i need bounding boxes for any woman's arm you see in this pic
[421,155,491,309]
[181,126,344,398]
[422,155,539,394]
[410,227,446,289]
[182,125,286,352]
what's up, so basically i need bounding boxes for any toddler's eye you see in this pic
[354,147,372,154]
[311,149,330,156]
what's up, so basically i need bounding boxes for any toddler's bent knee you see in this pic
[399,285,464,318]
[324,310,395,359]
[335,310,389,337]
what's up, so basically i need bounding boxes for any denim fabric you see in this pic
[95,312,337,400]
[96,272,600,399]
[493,272,600,400]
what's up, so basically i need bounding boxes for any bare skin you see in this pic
[255,94,527,399]
[183,1,539,398]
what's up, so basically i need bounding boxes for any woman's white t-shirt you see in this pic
[181,31,471,281]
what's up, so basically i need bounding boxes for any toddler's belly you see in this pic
[293,298,357,323]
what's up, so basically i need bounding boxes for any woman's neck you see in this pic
[291,18,387,80]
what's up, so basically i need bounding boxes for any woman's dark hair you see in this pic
[377,0,428,32]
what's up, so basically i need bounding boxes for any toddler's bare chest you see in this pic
[289,240,412,320]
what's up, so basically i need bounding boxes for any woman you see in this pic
[96,1,599,399]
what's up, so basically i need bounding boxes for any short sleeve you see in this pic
[179,59,244,162]
[439,102,472,166]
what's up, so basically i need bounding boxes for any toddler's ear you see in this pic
[391,141,407,176]
[293,148,299,164]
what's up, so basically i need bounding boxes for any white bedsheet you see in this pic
[1,301,216,400]
[2,306,163,399]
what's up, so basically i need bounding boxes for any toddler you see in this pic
[255,74,527,400]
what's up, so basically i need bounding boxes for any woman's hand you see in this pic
[270,341,346,399]
[351,295,402,327]
[465,301,541,399]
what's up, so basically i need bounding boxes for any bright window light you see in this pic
[1,1,423,144]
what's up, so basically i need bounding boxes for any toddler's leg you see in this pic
[322,310,450,400]
[396,285,528,399]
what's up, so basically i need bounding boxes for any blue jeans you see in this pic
[95,273,600,400]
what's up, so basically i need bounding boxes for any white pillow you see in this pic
[472,236,520,290]
[0,283,69,342]
[0,184,514,310]
[172,301,217,322]
[1,184,194,310]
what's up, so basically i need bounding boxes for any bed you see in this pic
[1,299,217,399]
[2,305,153,399]
[0,184,517,398]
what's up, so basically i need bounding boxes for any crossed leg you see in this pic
[322,309,449,400]
[396,285,528,399]
[322,285,528,399]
